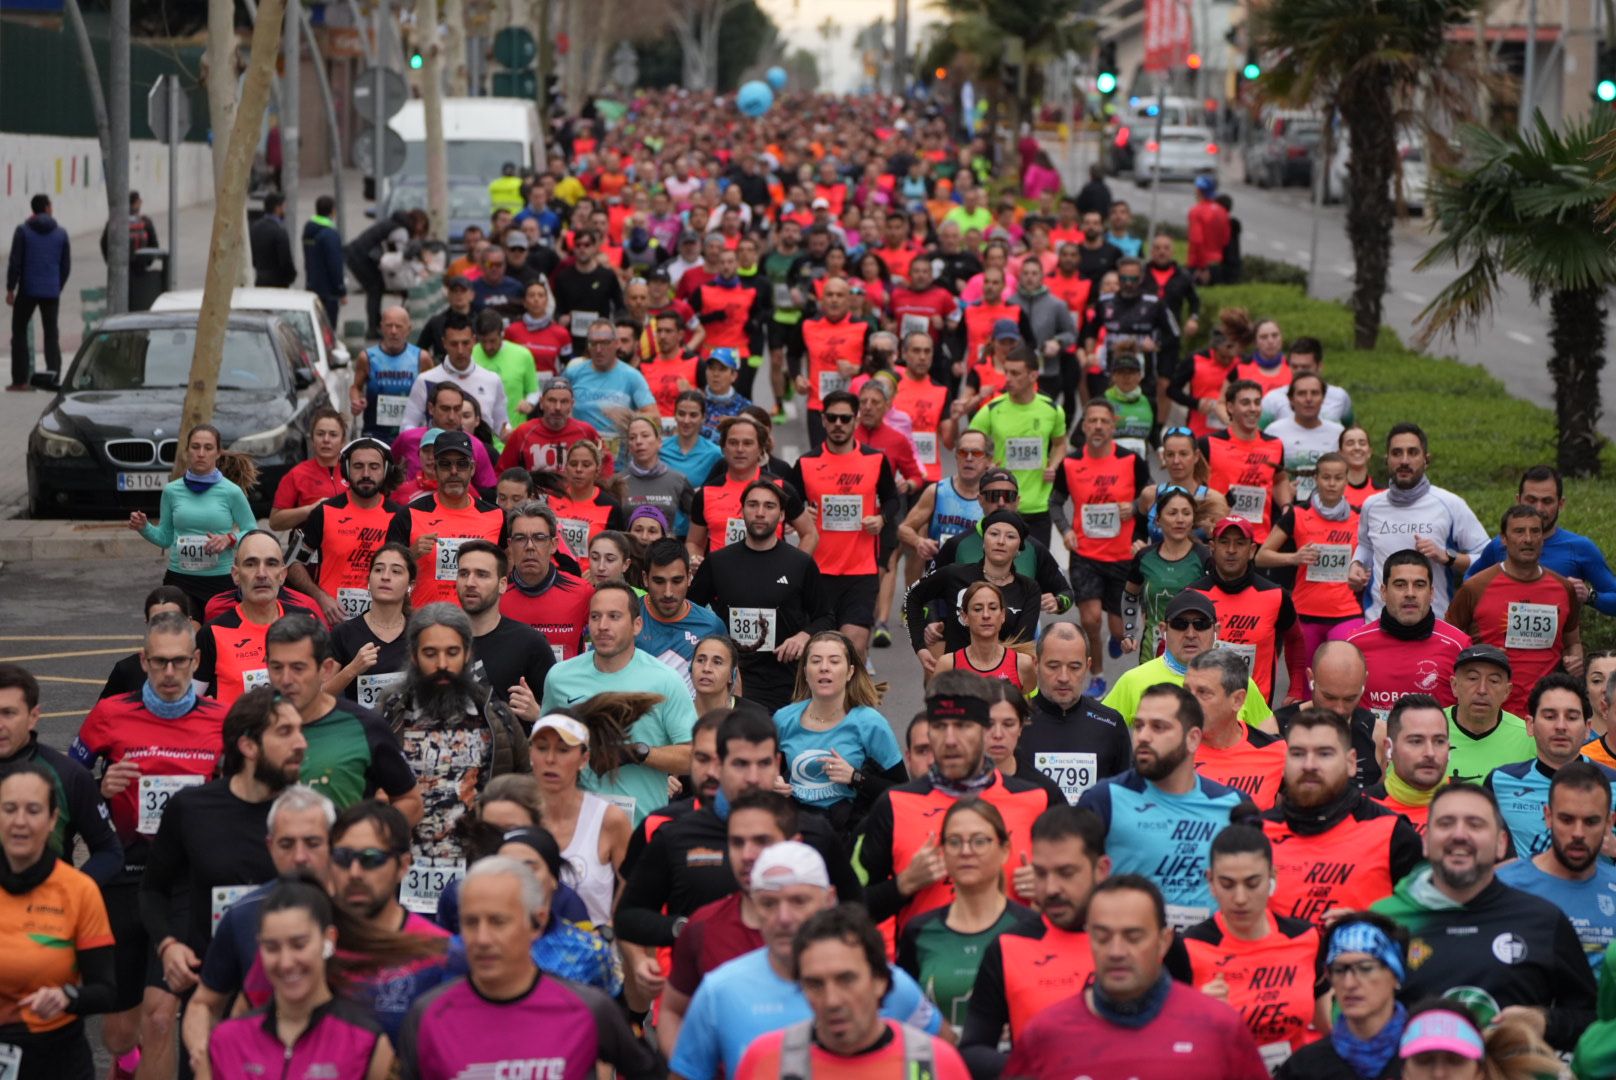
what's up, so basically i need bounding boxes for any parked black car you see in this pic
[27,312,331,518]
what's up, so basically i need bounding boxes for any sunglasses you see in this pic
[1167,616,1213,631]
[1118,274,1142,283]
[823,413,856,425]
[1162,426,1194,440]
[331,846,401,871]
[982,489,1017,503]
[956,448,988,460]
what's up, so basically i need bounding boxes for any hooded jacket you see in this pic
[1011,286,1077,374]
[302,217,346,300]
[7,214,70,298]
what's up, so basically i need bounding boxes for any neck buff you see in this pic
[521,314,552,331]
[1378,607,1435,642]
[0,846,56,897]
[1313,496,1352,522]
[626,457,669,480]
[143,681,198,720]
[1386,474,1431,508]
[1162,650,1188,676]
[1383,765,1437,807]
[927,759,995,798]
[1091,970,1172,1029]
[183,467,224,494]
[1332,1001,1406,1079]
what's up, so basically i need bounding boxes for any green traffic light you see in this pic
[410,53,424,70]
[1096,72,1118,94]
[1243,62,1261,80]
[1600,79,1616,103]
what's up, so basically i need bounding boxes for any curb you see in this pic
[0,520,166,563]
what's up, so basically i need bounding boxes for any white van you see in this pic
[388,98,546,186]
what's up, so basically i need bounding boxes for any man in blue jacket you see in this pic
[6,194,70,390]
[302,195,345,326]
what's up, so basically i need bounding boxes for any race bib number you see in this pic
[728,607,778,652]
[1035,751,1098,805]
[570,311,601,338]
[1259,1042,1292,1071]
[551,645,567,663]
[1005,437,1043,471]
[773,282,793,308]
[376,394,409,429]
[137,774,204,835]
[401,857,466,915]
[1218,639,1259,676]
[175,535,213,572]
[241,668,270,692]
[337,587,372,619]
[1165,903,1209,931]
[1306,544,1352,584]
[818,370,849,400]
[1506,602,1559,650]
[1081,503,1121,539]
[660,415,677,436]
[435,538,476,581]
[913,431,938,466]
[900,313,930,339]
[558,518,590,558]
[601,793,638,819]
[723,517,747,547]
[0,1043,19,1080]
[356,671,406,711]
[1229,484,1268,522]
[821,494,863,532]
[211,884,256,929]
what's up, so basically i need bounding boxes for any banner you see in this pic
[1144,0,1194,73]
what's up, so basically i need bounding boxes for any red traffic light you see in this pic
[1186,53,1202,70]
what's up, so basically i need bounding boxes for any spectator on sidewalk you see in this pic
[345,208,414,339]
[302,195,345,325]
[6,194,70,391]
[1187,177,1230,286]
[99,190,160,267]
[251,193,297,288]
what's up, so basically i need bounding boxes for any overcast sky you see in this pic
[756,0,939,93]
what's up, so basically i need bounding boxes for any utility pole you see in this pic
[282,0,300,275]
[893,0,907,96]
[300,6,347,239]
[107,0,130,313]
[179,0,289,460]
[418,0,450,238]
[536,0,553,125]
[1521,0,1538,129]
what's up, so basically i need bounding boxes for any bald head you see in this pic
[379,306,411,351]
[1036,622,1089,709]
[1309,641,1367,717]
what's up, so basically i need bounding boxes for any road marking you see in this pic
[1506,331,1535,345]
[0,635,140,641]
[1269,240,1288,251]
[1334,264,1353,278]
[0,647,134,663]
[40,710,88,719]
[33,675,107,685]
[1400,291,1426,304]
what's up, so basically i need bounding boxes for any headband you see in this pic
[926,693,991,727]
[1327,922,1406,986]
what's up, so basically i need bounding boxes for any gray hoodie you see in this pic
[1013,286,1077,375]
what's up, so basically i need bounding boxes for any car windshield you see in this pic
[69,326,283,391]
[386,184,491,219]
[402,140,523,183]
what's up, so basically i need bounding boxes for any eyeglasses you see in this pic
[144,655,194,669]
[589,338,616,348]
[823,413,856,425]
[1118,274,1142,283]
[510,532,553,548]
[943,835,997,853]
[1167,616,1213,631]
[331,846,403,871]
[956,448,988,460]
[436,457,473,472]
[1327,960,1386,981]
[982,489,1017,503]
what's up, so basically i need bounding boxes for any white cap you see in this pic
[750,840,831,892]
[529,713,589,747]
[811,197,831,210]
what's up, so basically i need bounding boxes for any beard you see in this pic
[1135,741,1187,782]
[253,754,298,792]
[349,477,380,499]
[1552,834,1599,875]
[411,665,477,715]
[1286,770,1348,809]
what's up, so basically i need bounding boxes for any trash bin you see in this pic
[128,250,169,311]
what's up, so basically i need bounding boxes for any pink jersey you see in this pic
[1346,616,1471,718]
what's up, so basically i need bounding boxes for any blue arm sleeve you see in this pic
[1571,535,1616,617]
[1466,536,1504,579]
[886,966,944,1034]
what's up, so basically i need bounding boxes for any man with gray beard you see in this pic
[382,602,530,918]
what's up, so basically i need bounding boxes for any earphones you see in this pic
[322,940,335,960]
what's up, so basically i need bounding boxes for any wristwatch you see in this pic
[631,741,651,764]
[61,983,80,1012]
[671,916,689,939]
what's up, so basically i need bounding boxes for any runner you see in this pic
[1168,307,1248,438]
[1347,550,1471,722]
[636,540,726,690]
[931,582,1038,689]
[196,531,294,705]
[328,543,415,708]
[1445,644,1536,785]
[1468,465,1616,616]
[498,502,595,662]
[1260,338,1353,428]
[685,415,815,559]
[353,306,426,440]
[1273,641,1384,788]
[497,377,609,475]
[1186,650,1287,810]
[1263,376,1345,505]
[563,319,659,451]
[386,431,507,607]
[1017,623,1131,803]
[1119,487,1210,660]
[664,391,725,488]
[1188,516,1297,704]
[798,277,870,450]
[547,439,628,563]
[1365,695,1451,833]
[1198,379,1288,543]
[286,437,402,626]
[470,309,534,437]
[1338,424,1382,509]
[1140,233,1201,408]
[896,430,990,564]
[904,512,1054,666]
[401,312,509,437]
[968,348,1067,538]
[524,711,631,928]
[1104,591,1274,730]
[502,279,573,376]
[1138,426,1227,539]
[267,407,348,532]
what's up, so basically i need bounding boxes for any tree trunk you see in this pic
[178,0,288,462]
[1340,79,1396,350]
[1547,286,1607,477]
[64,0,127,312]
[419,0,450,238]
[443,0,469,95]
[206,0,253,285]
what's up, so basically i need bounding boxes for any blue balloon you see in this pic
[766,66,788,91]
[737,80,774,117]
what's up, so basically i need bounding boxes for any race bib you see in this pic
[1165,903,1209,931]
[723,517,747,546]
[1229,485,1268,522]
[175,535,213,572]
[773,282,793,308]
[376,394,409,429]
[551,644,567,663]
[241,668,270,692]
[728,607,778,652]
[356,671,406,711]
[821,494,864,532]
[1005,437,1043,471]
[570,311,601,338]
[435,538,477,581]
[0,1043,19,1080]
[1035,751,1098,805]
[900,313,930,339]
[211,884,256,929]
[818,370,849,400]
[558,518,590,559]
[660,415,677,436]
[913,431,938,466]
[401,857,466,915]
[1218,639,1259,676]
[1260,1042,1292,1071]
[137,774,204,835]
[600,793,638,820]
[1306,544,1352,584]
[1081,503,1121,539]
[1506,602,1559,650]
[337,587,372,619]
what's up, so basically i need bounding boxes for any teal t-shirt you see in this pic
[140,477,259,577]
[773,701,903,808]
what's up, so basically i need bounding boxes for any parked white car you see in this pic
[1323,137,1427,213]
[151,288,354,416]
[1133,125,1222,186]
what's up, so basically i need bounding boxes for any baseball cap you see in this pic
[1194,175,1218,196]
[678,230,702,246]
[1111,353,1143,372]
[706,348,740,370]
[991,318,1023,342]
[433,430,475,459]
[811,196,831,210]
[529,713,589,746]
[505,230,529,249]
[750,841,831,893]
[420,427,446,447]
[1164,591,1217,621]
[1454,643,1512,675]
[979,467,1018,491]
[1399,1010,1485,1062]
[1212,516,1255,540]
[445,275,473,291]
[647,267,672,284]
[541,376,573,395]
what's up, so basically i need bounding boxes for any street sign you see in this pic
[353,127,407,176]
[492,27,536,69]
[353,67,408,126]
[492,70,538,98]
[609,41,637,89]
[147,75,191,144]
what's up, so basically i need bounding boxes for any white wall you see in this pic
[0,133,215,240]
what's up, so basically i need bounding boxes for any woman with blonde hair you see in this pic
[931,581,1036,689]
[1398,999,1558,1080]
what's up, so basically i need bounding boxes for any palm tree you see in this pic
[1415,111,1616,477]
[933,0,1091,143]
[1252,0,1487,350]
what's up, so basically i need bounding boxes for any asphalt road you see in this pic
[1046,132,1616,440]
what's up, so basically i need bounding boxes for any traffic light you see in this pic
[1241,47,1260,81]
[1598,45,1616,103]
[410,51,424,70]
[1186,53,1202,70]
[1097,41,1118,95]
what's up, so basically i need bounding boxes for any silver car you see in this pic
[1133,125,1222,186]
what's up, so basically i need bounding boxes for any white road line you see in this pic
[1400,291,1426,304]
[1269,240,1288,251]
[1505,331,1535,346]
[1334,264,1353,277]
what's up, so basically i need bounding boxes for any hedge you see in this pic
[1192,283,1616,651]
